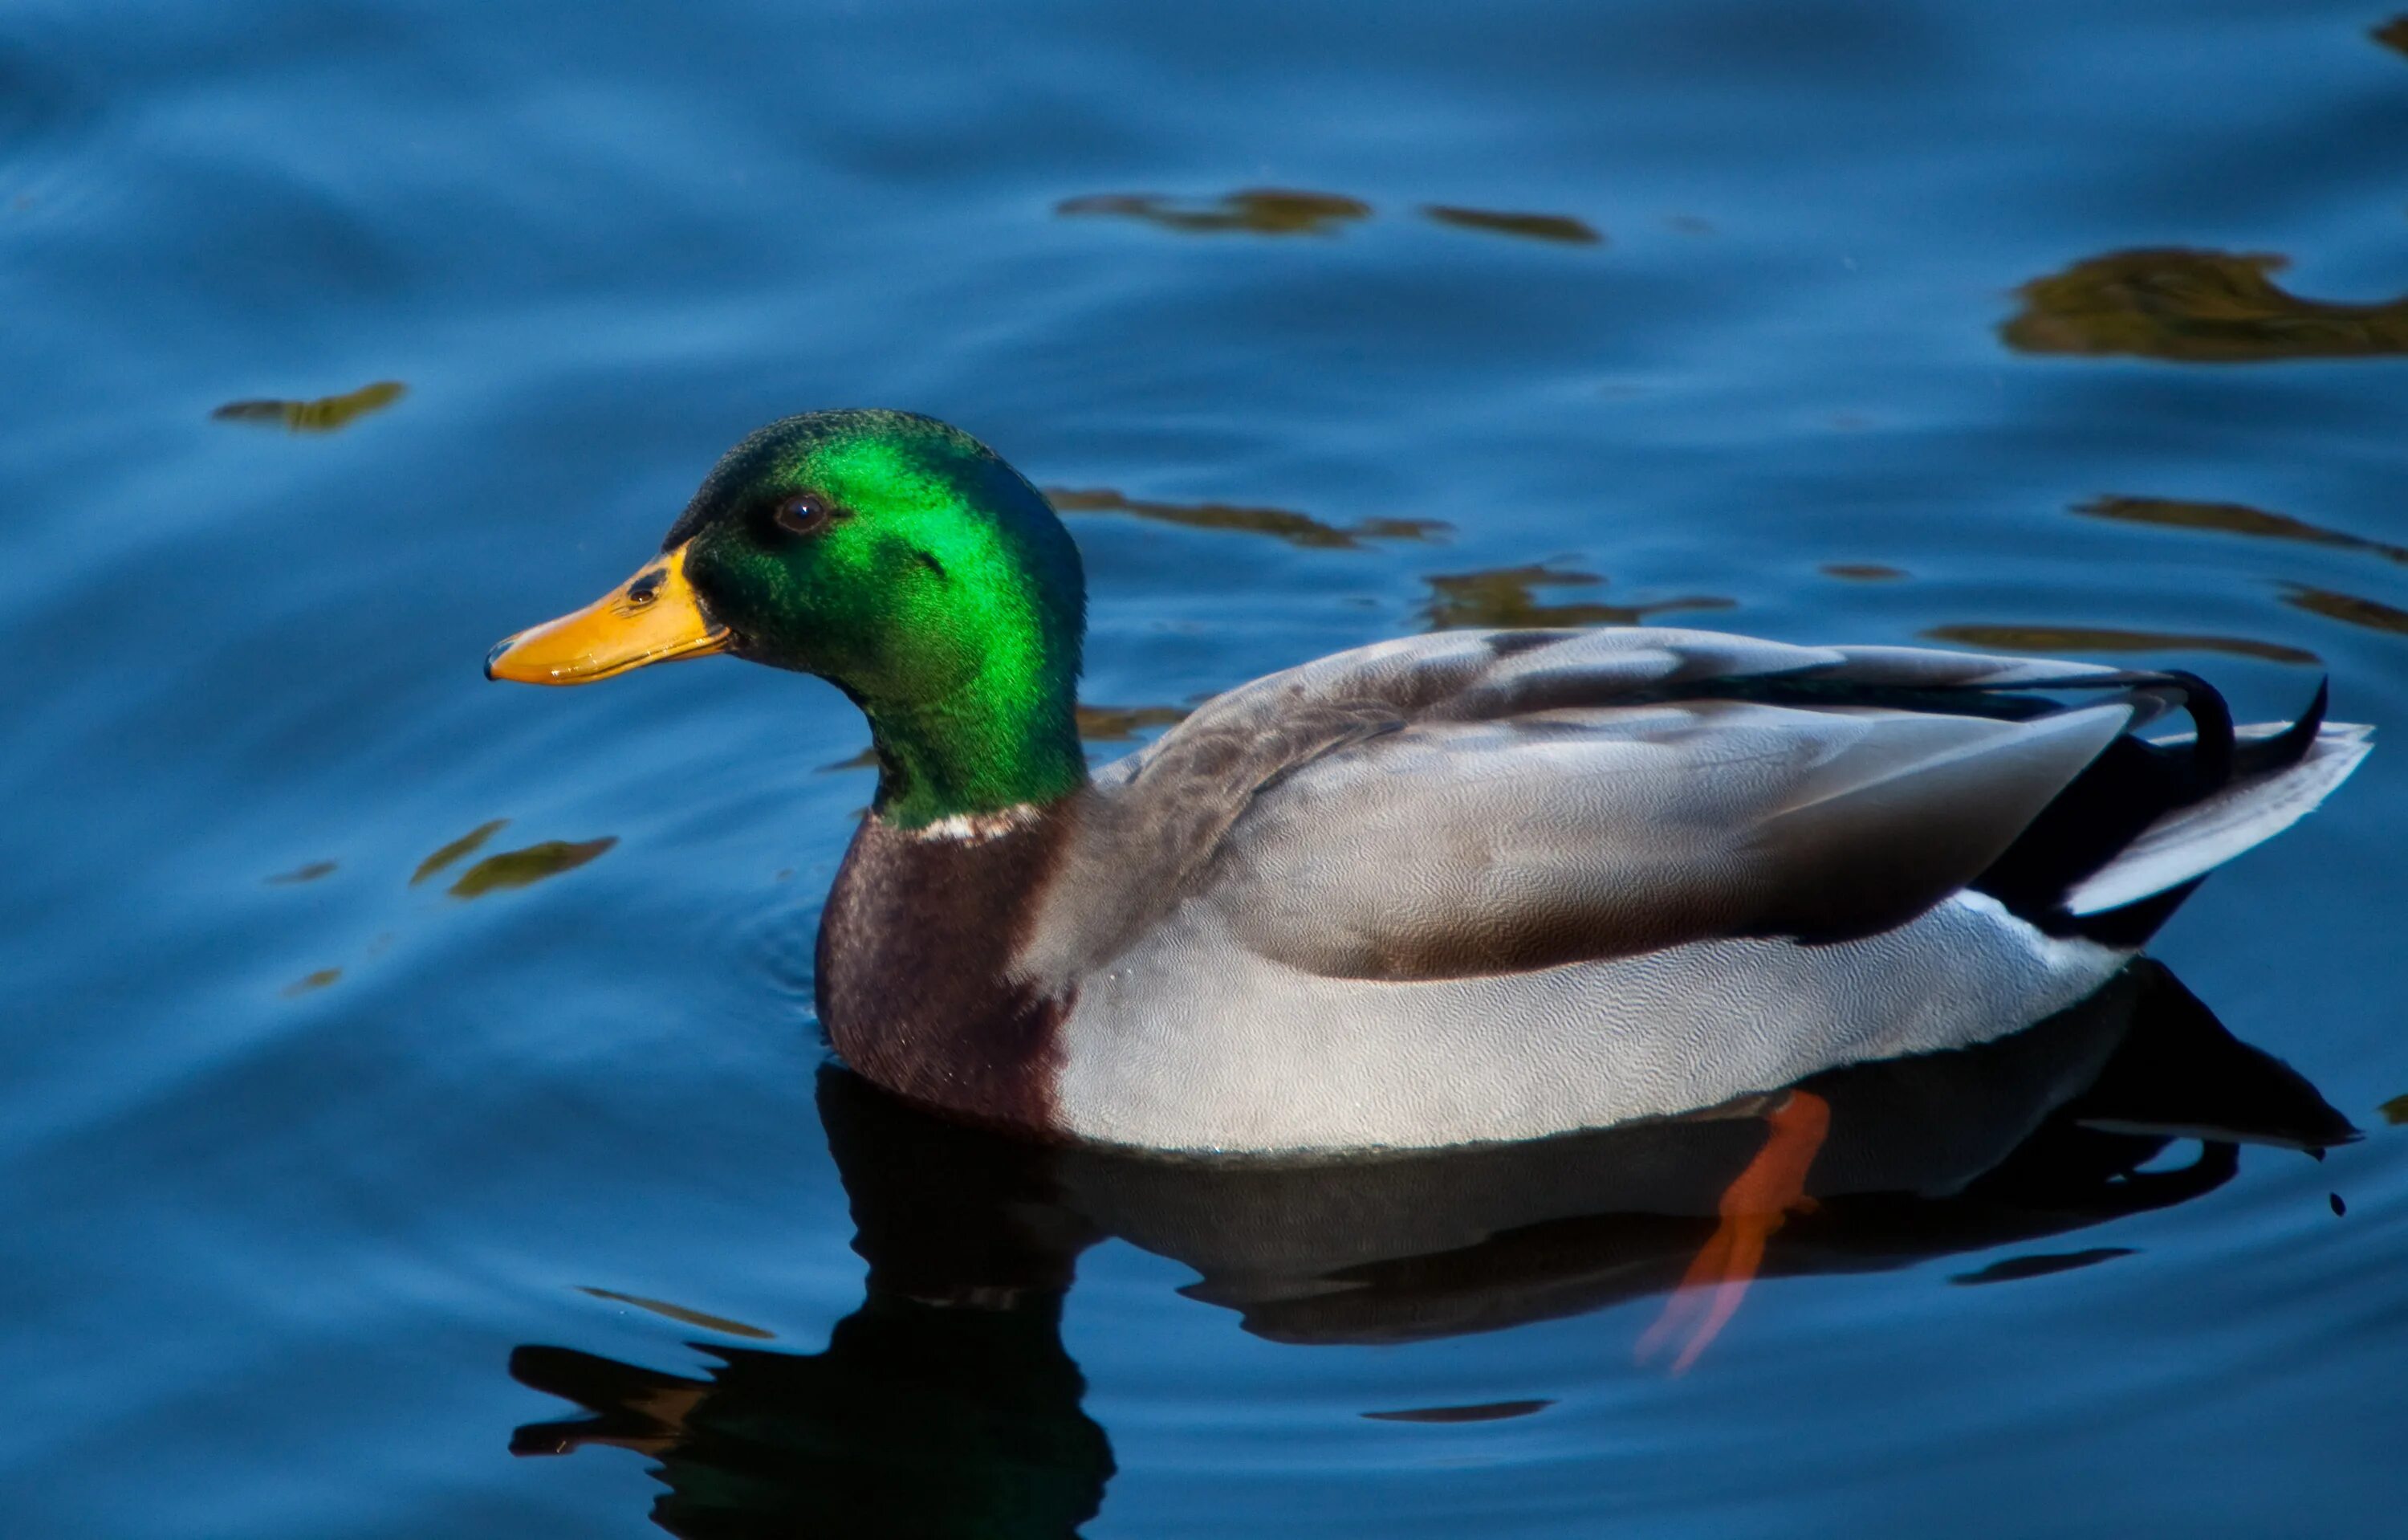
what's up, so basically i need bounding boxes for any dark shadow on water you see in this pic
[2002,251,2408,362]
[1056,190,1601,246]
[448,837,616,898]
[211,381,407,432]
[508,961,2349,1538]
[1821,562,1909,581]
[1056,189,1371,237]
[816,747,880,772]
[1925,623,2318,666]
[1043,486,1447,549]
[1422,206,1602,245]
[514,1294,1112,1539]
[1422,560,1735,630]
[515,1086,1112,1538]
[1949,1246,2133,1286]
[2281,583,2408,637]
[1361,1398,1554,1423]
[576,1288,775,1341]
[412,820,510,886]
[2075,495,2408,566]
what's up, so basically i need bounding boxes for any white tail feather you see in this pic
[2064,723,2373,915]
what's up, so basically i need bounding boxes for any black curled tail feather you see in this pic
[2234,676,2328,780]
[1971,673,2329,939]
[2096,669,2324,799]
[2137,670,2235,801]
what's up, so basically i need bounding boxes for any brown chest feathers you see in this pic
[814,807,1078,1136]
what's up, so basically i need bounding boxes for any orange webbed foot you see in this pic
[1636,1088,1830,1375]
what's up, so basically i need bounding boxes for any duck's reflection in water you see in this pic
[510,960,2349,1538]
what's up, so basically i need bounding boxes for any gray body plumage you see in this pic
[1003,629,2367,1154]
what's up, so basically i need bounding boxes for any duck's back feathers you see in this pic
[997,628,2366,1151]
[1190,698,2134,980]
[1031,628,2239,985]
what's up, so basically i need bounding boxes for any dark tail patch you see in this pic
[1975,674,2329,941]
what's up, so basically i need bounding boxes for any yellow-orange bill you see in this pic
[486,541,729,685]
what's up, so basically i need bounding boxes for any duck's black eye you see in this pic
[771,495,834,538]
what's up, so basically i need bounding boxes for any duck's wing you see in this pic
[1043,629,2150,980]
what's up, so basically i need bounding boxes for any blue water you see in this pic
[7,1,2408,1534]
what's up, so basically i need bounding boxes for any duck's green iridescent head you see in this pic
[487,409,1089,829]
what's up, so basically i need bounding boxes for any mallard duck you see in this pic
[486,409,2370,1156]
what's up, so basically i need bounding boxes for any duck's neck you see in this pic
[860,666,1086,831]
[817,794,1080,1135]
